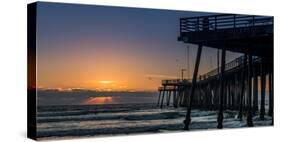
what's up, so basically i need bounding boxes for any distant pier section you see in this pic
[157,79,191,108]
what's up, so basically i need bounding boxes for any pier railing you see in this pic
[180,14,273,33]
[161,56,261,85]
[199,56,261,80]
[162,79,191,85]
[158,86,179,91]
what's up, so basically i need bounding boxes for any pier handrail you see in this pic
[161,56,261,85]
[158,86,179,91]
[162,79,191,85]
[180,14,273,33]
[199,56,261,80]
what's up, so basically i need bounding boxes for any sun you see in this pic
[99,80,113,84]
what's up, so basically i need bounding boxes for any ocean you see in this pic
[37,102,272,140]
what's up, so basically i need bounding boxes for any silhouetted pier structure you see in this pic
[157,79,191,108]
[158,14,273,130]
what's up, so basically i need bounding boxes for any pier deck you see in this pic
[178,14,273,57]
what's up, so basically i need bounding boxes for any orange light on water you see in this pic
[84,96,113,105]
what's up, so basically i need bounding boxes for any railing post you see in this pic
[252,16,255,27]
[234,15,236,28]
[197,17,199,31]
[180,18,182,33]
[215,16,217,30]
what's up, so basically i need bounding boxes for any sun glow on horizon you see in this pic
[36,4,244,95]
[99,80,114,84]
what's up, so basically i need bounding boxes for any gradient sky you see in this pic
[36,2,241,92]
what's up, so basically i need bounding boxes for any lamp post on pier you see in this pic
[181,69,186,81]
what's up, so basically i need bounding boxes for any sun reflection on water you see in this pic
[84,96,113,105]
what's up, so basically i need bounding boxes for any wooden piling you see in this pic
[157,90,162,106]
[247,55,253,127]
[217,48,226,129]
[238,55,247,120]
[167,91,171,106]
[160,87,166,108]
[179,89,183,106]
[230,78,235,109]
[234,74,239,109]
[184,44,203,130]
[260,58,266,120]
[253,67,259,113]
[173,90,178,108]
[268,72,273,116]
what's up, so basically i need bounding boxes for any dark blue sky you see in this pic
[36,2,241,91]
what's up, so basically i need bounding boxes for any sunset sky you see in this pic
[36,2,241,92]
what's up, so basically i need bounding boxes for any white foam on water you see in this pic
[37,104,272,139]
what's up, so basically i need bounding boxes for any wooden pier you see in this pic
[157,79,191,108]
[158,14,273,130]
